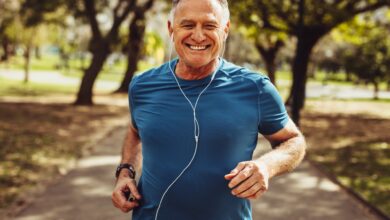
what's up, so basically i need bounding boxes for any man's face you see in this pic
[168,0,229,69]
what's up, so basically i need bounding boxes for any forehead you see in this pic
[174,0,224,24]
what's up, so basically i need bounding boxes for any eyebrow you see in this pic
[178,19,219,25]
[179,19,194,25]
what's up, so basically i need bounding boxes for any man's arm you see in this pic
[225,119,306,199]
[119,124,142,176]
[112,122,142,212]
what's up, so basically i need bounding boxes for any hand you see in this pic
[224,160,269,200]
[112,177,142,212]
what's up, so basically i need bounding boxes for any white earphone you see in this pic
[154,32,221,220]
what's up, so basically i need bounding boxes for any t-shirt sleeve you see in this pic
[257,77,289,135]
[128,76,139,130]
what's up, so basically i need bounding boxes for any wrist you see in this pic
[118,169,132,178]
[256,160,270,180]
[115,163,136,179]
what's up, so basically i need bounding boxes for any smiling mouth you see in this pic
[185,43,211,51]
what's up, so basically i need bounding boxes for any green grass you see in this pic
[308,142,390,217]
[0,55,60,71]
[0,77,78,97]
[0,55,156,83]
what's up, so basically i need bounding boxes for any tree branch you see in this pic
[352,1,389,15]
[109,0,137,39]
[82,0,101,40]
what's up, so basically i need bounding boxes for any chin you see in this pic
[185,56,218,68]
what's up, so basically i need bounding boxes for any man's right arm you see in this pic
[112,122,142,213]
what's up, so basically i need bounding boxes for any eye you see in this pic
[182,24,194,29]
[204,24,218,30]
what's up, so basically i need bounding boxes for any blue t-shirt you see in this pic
[129,59,288,220]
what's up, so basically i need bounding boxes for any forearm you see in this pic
[119,125,142,178]
[256,134,306,179]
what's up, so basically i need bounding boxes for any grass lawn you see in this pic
[302,100,390,217]
[0,77,78,97]
[0,55,154,83]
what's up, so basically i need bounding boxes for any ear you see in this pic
[223,20,230,41]
[168,21,174,39]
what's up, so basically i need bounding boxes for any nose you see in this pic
[191,25,206,42]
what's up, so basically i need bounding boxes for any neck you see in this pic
[175,58,219,80]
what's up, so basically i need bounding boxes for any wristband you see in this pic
[115,163,136,179]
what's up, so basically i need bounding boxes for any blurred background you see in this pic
[0,0,389,219]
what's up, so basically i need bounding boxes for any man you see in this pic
[112,0,306,219]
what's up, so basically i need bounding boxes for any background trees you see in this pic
[1,0,389,121]
[231,0,390,125]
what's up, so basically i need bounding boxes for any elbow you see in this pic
[297,134,307,163]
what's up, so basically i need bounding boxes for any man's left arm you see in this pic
[224,118,306,199]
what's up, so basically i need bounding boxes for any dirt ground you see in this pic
[302,100,390,150]
[0,101,128,210]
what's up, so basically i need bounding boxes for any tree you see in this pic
[115,0,155,93]
[337,12,390,99]
[17,0,71,82]
[230,0,390,125]
[230,3,287,86]
[74,0,137,105]
[0,0,19,61]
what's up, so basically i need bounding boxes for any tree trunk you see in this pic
[289,34,320,126]
[373,81,379,100]
[1,36,10,61]
[74,42,110,105]
[115,11,146,93]
[23,45,31,83]
[263,56,277,86]
[255,40,283,87]
[35,46,41,59]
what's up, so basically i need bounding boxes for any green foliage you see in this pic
[331,10,390,85]
[143,31,165,64]
[232,0,390,35]
[230,1,288,58]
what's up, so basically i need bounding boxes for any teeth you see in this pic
[189,45,207,50]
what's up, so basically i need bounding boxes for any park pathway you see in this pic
[10,125,384,220]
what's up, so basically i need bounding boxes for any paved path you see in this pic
[11,125,383,220]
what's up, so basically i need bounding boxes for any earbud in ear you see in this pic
[170,35,174,42]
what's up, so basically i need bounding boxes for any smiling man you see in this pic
[111,0,306,219]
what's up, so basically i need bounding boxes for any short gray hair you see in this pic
[169,0,230,25]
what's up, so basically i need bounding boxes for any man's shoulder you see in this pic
[221,59,271,87]
[130,61,170,88]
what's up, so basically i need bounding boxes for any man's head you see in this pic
[169,0,230,26]
[168,0,230,69]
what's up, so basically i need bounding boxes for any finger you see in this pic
[247,188,266,199]
[228,166,253,189]
[126,179,142,200]
[224,173,236,180]
[123,200,139,211]
[231,175,258,196]
[112,189,127,208]
[229,162,247,176]
[237,182,263,198]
